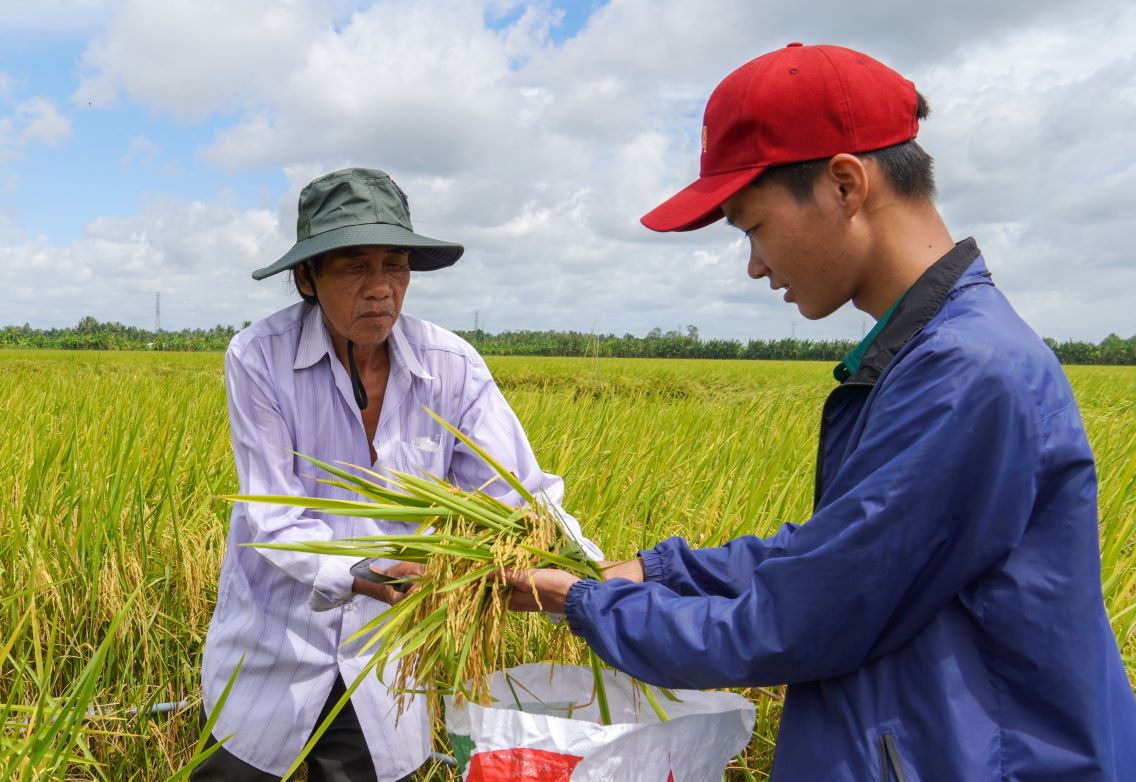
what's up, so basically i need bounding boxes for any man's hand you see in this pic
[504,558,646,613]
[503,568,580,613]
[352,561,423,605]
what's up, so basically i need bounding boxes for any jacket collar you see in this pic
[293,303,434,381]
[850,237,986,384]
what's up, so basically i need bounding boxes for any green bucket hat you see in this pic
[252,167,464,280]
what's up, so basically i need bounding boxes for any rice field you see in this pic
[1,349,1133,780]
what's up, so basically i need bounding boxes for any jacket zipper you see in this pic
[877,733,909,782]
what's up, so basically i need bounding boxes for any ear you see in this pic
[825,154,868,217]
[295,261,316,297]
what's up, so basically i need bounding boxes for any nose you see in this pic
[361,265,396,298]
[747,242,768,280]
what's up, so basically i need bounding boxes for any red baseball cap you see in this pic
[641,43,920,232]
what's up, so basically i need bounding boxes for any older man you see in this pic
[194,168,597,782]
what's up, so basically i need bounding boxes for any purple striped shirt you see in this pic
[201,302,598,779]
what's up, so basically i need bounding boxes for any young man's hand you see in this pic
[503,558,646,613]
[503,568,580,613]
[354,557,646,611]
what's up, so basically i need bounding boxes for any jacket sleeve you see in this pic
[226,342,357,610]
[447,353,603,560]
[564,336,1042,688]
[638,523,801,597]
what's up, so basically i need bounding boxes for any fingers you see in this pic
[375,561,424,579]
[502,569,543,612]
[371,561,423,594]
[352,576,412,605]
[354,561,423,605]
[502,568,579,614]
[352,562,580,613]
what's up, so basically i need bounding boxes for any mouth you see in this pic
[771,282,793,302]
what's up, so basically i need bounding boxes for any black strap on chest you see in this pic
[347,340,369,410]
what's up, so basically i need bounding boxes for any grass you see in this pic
[1,349,1133,779]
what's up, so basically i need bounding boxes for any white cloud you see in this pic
[73,0,325,118]
[16,0,1136,341]
[1,199,295,329]
[15,98,72,146]
[121,134,159,167]
[0,97,73,160]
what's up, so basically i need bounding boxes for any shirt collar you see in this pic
[834,294,905,383]
[388,317,435,381]
[293,303,434,381]
[294,303,334,370]
[843,237,985,385]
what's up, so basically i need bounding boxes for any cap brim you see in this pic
[252,223,465,280]
[640,167,766,232]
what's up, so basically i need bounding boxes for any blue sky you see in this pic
[3,1,606,244]
[2,1,604,245]
[3,43,251,238]
[2,0,1134,341]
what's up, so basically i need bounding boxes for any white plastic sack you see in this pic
[445,663,755,781]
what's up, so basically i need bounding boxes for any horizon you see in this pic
[5,313,1132,346]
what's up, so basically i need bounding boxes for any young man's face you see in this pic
[721,178,863,320]
[298,245,411,346]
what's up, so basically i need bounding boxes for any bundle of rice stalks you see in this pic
[223,408,628,719]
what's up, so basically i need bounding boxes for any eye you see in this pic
[385,253,411,272]
[745,224,760,237]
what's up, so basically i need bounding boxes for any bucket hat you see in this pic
[641,43,919,232]
[252,168,464,279]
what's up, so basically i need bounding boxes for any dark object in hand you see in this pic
[350,558,413,593]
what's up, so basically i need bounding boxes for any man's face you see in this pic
[299,245,411,346]
[721,179,862,320]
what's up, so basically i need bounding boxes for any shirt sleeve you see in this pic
[564,336,1042,688]
[447,355,603,560]
[225,342,357,611]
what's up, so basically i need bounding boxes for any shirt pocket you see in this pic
[388,437,447,479]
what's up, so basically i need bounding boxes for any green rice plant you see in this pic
[2,349,1132,781]
[225,408,621,715]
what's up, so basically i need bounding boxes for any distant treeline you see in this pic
[453,327,1136,365]
[3,318,1135,365]
[0,316,244,351]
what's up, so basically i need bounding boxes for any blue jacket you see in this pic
[565,240,1136,781]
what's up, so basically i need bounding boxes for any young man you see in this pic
[195,168,597,782]
[507,44,1136,780]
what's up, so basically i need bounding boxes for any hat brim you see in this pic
[252,223,465,280]
[640,166,767,233]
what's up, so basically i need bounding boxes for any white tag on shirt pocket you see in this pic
[410,434,441,453]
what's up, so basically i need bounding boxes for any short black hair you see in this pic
[754,91,935,202]
[289,255,324,305]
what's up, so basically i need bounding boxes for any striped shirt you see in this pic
[201,302,599,780]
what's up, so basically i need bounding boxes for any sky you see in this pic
[1,0,1134,342]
